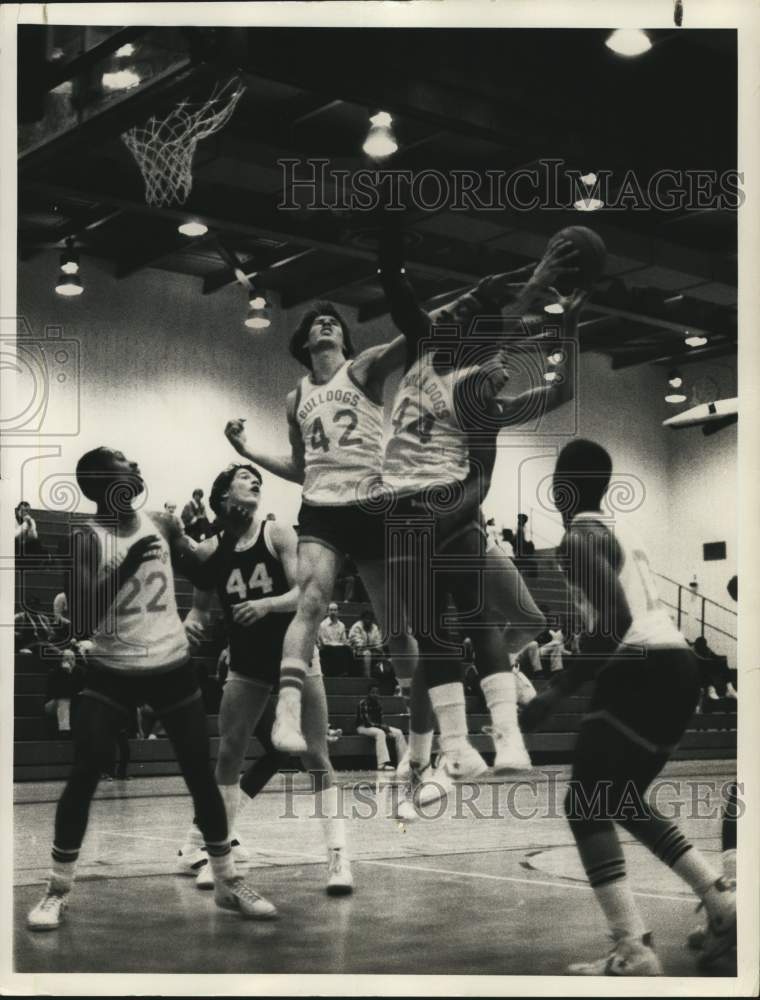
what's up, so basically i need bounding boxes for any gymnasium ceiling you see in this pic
[18,25,738,371]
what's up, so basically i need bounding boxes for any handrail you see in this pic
[654,572,737,618]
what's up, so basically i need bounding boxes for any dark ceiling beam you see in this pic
[20,58,199,170]
[202,249,314,295]
[18,205,124,259]
[610,340,735,370]
[45,27,150,92]
[279,261,379,309]
[115,228,214,278]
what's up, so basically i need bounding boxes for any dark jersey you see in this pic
[215,521,293,679]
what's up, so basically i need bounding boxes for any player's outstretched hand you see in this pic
[120,534,161,581]
[225,418,248,454]
[231,599,271,626]
[184,619,206,648]
[519,688,561,732]
[218,501,253,540]
[529,239,580,294]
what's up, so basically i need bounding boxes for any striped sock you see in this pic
[659,830,719,898]
[50,845,79,893]
[578,831,646,939]
[205,840,236,882]
[279,658,307,697]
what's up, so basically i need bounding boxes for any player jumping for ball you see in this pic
[379,235,584,792]
[224,300,421,754]
[27,447,277,931]
[176,463,352,894]
[521,439,736,975]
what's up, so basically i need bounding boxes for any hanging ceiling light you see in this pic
[55,240,83,296]
[245,292,270,329]
[547,350,565,366]
[573,196,604,212]
[362,111,398,159]
[101,68,141,92]
[544,302,565,315]
[544,370,560,383]
[605,29,652,57]
[59,240,79,275]
[178,220,208,237]
[665,370,687,404]
[684,331,709,348]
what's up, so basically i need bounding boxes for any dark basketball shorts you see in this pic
[297,500,385,562]
[81,658,200,720]
[571,647,701,794]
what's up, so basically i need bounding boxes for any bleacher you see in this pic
[13,509,737,781]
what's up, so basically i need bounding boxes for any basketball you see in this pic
[548,225,607,293]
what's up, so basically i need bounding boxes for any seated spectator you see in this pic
[52,589,69,626]
[349,609,384,678]
[692,636,737,706]
[317,602,353,677]
[501,528,516,557]
[371,657,398,697]
[15,597,55,657]
[181,488,212,542]
[44,647,85,736]
[164,502,183,532]
[485,518,502,550]
[15,501,45,558]
[540,627,565,674]
[355,683,407,771]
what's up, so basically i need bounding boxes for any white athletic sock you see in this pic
[428,683,469,755]
[723,848,737,881]
[279,658,307,699]
[594,880,648,941]
[318,785,346,850]
[480,672,518,737]
[219,783,241,834]
[671,848,720,900]
[409,730,433,768]
[50,847,78,893]
[205,843,236,882]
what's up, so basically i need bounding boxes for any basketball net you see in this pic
[122,78,245,207]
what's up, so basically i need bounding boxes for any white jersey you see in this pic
[295,360,384,506]
[570,512,687,650]
[384,354,473,497]
[86,511,190,673]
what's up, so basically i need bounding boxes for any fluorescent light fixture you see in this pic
[605,30,652,57]
[55,274,83,297]
[363,110,398,158]
[573,197,604,212]
[101,69,141,92]
[684,332,708,348]
[178,221,208,237]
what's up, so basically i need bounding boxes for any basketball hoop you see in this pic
[122,78,245,207]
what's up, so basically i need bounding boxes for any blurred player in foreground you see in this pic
[522,439,736,975]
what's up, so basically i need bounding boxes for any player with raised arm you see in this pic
[224,301,415,755]
[520,439,736,975]
[27,447,276,931]
[379,238,584,802]
[176,462,352,894]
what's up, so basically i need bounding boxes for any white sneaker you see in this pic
[483,726,532,774]
[196,862,215,890]
[706,685,720,701]
[725,683,738,700]
[27,886,69,931]
[568,934,663,976]
[395,748,412,782]
[177,844,208,875]
[441,743,489,781]
[230,835,250,864]
[326,847,353,896]
[271,695,307,753]
[398,760,456,822]
[214,876,278,919]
